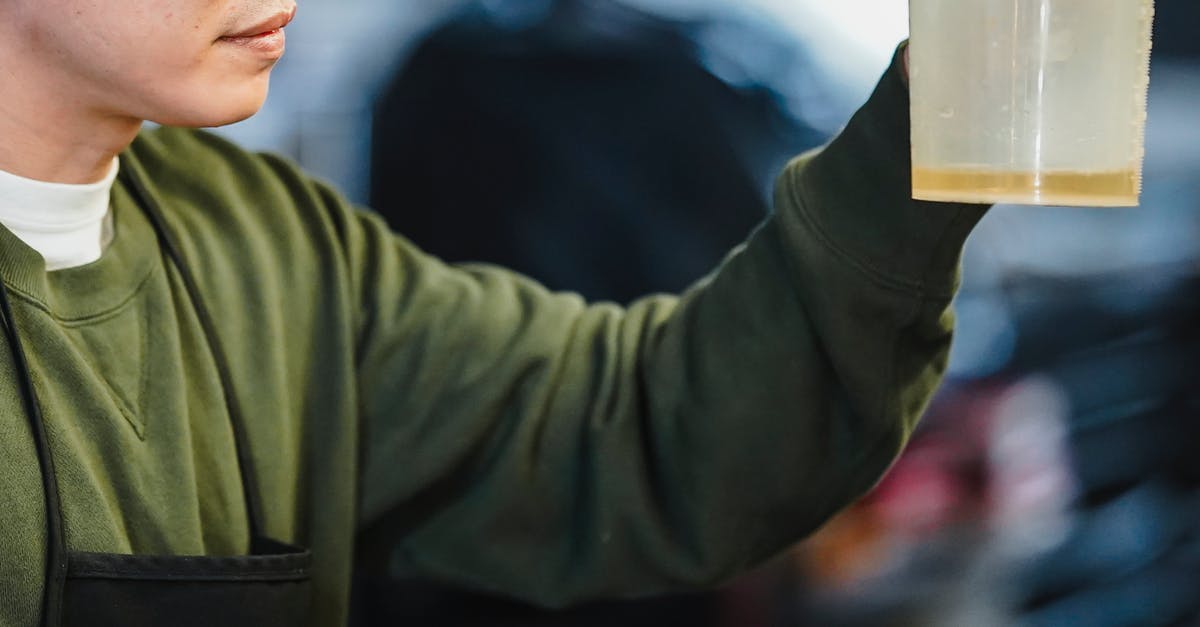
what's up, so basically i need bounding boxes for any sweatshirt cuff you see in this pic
[779,43,989,299]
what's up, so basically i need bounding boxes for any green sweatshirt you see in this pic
[0,51,986,626]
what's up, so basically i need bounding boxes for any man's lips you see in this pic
[222,5,297,39]
[218,5,295,57]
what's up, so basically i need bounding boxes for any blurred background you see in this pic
[214,0,1200,625]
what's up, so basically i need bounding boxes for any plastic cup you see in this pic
[908,0,1155,206]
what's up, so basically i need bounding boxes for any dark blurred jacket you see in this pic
[369,0,823,304]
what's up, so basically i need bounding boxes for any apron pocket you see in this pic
[61,538,312,627]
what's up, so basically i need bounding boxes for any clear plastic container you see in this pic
[909,0,1155,206]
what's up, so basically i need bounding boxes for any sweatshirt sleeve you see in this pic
[350,46,989,606]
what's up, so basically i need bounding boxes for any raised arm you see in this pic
[351,47,988,606]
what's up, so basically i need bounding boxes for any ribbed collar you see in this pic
[0,159,118,271]
[0,154,160,322]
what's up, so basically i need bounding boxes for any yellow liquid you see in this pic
[912,167,1141,207]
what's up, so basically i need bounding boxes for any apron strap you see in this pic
[119,163,268,542]
[0,280,68,627]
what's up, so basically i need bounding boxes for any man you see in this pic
[0,1,988,626]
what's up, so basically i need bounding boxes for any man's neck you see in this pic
[0,38,142,185]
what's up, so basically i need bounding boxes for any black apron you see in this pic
[0,164,314,627]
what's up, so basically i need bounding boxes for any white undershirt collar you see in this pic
[0,159,118,272]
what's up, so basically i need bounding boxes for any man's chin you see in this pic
[148,84,269,128]
[207,106,262,128]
